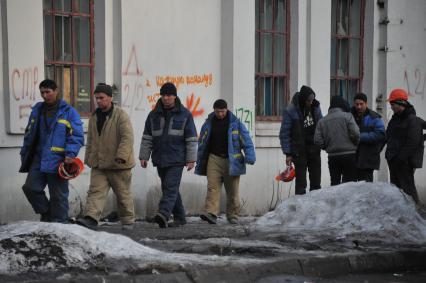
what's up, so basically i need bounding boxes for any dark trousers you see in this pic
[388,160,419,203]
[356,168,374,182]
[157,166,186,221]
[293,145,321,194]
[328,153,357,186]
[22,167,69,223]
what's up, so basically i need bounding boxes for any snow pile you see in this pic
[0,222,261,275]
[255,182,426,244]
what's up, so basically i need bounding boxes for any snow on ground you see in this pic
[0,222,263,275]
[255,182,426,244]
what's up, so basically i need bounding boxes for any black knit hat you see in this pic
[330,95,350,112]
[354,93,367,102]
[160,82,177,96]
[213,99,227,109]
[94,83,113,97]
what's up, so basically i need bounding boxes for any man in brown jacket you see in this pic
[77,83,136,230]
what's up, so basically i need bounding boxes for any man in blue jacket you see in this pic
[195,99,256,224]
[139,82,198,228]
[279,85,322,194]
[20,79,84,223]
[351,93,385,182]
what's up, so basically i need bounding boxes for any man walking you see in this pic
[314,95,360,186]
[351,93,386,182]
[385,89,423,204]
[195,99,255,224]
[279,85,322,194]
[139,82,198,228]
[77,83,136,230]
[20,79,84,223]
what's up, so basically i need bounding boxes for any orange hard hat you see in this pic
[387,88,408,102]
[275,165,296,182]
[58,157,84,180]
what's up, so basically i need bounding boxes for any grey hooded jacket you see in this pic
[314,108,360,156]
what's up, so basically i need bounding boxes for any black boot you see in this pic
[76,216,98,230]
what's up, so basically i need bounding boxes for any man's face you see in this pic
[161,94,176,109]
[390,102,405,114]
[305,97,314,108]
[354,99,367,114]
[40,87,58,104]
[214,108,227,119]
[95,92,113,111]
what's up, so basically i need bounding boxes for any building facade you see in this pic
[0,0,425,222]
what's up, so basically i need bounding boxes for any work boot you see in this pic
[227,217,239,225]
[168,218,187,228]
[154,213,168,228]
[76,216,98,230]
[40,212,50,222]
[200,212,217,224]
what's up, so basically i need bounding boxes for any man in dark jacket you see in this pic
[385,89,423,204]
[195,99,256,224]
[351,93,386,182]
[20,79,84,223]
[314,95,360,186]
[139,82,198,228]
[279,85,322,194]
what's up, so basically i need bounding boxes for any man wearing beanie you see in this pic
[139,82,198,228]
[385,89,423,204]
[314,95,360,185]
[195,99,256,225]
[351,93,385,182]
[279,85,323,195]
[77,83,136,230]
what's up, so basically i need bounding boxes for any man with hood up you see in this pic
[385,89,424,204]
[314,95,360,186]
[279,85,323,195]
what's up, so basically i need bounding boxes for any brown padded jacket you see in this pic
[84,106,135,169]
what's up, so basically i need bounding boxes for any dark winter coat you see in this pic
[279,92,322,157]
[351,107,386,170]
[139,97,198,168]
[385,105,424,168]
[195,111,256,176]
[19,99,84,173]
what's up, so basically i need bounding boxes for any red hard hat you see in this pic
[58,157,84,180]
[387,88,408,102]
[275,165,295,182]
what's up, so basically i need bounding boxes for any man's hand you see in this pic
[285,155,293,166]
[140,160,148,168]
[64,157,74,164]
[186,161,195,171]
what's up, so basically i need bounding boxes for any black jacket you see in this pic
[385,105,424,168]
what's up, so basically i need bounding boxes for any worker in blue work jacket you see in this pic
[19,79,84,223]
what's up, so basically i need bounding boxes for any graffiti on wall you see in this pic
[11,66,39,129]
[122,45,213,119]
[235,107,254,136]
[404,68,426,100]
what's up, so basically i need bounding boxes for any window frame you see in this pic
[43,0,95,116]
[255,0,291,121]
[330,0,365,103]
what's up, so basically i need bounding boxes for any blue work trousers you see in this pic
[157,166,185,221]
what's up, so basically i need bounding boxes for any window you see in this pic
[330,0,365,103]
[255,0,290,119]
[43,0,94,115]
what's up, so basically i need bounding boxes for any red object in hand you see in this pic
[58,157,84,180]
[275,165,295,182]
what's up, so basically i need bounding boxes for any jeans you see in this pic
[22,167,69,223]
[157,166,185,221]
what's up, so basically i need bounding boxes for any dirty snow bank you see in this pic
[0,222,261,275]
[255,182,426,244]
